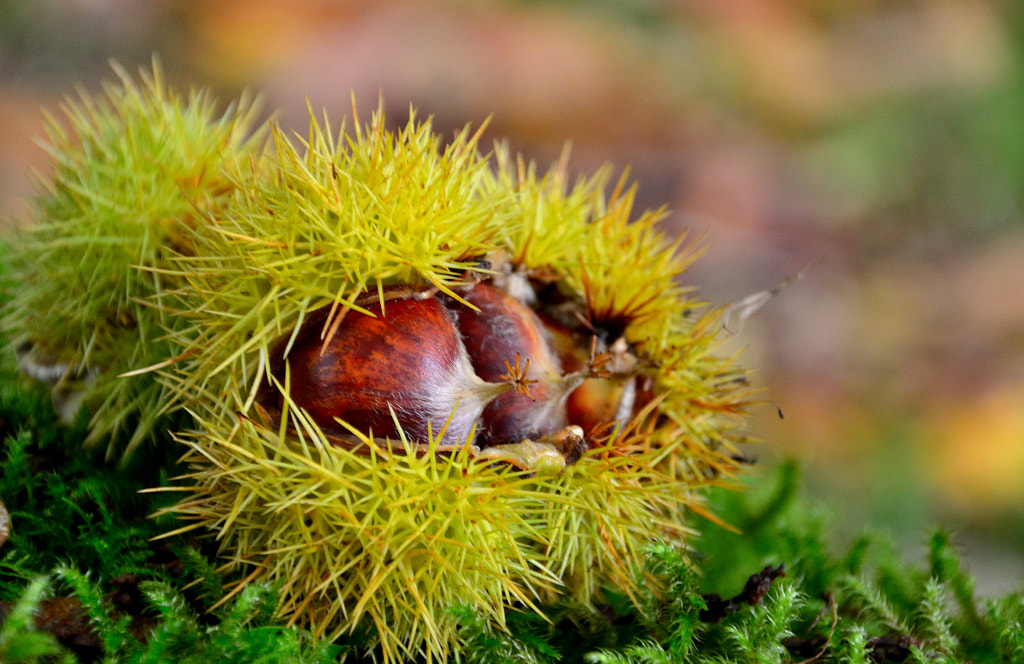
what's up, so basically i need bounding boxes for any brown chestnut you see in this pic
[264,277,639,465]
[270,293,513,446]
[453,281,583,446]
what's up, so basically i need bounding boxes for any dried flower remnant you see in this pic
[700,564,787,623]
[0,498,9,550]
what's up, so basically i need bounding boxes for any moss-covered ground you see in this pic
[1,357,1021,663]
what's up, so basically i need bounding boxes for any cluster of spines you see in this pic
[153,109,751,662]
[1,61,264,461]
[3,66,754,663]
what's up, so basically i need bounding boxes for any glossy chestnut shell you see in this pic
[452,281,569,446]
[264,277,639,454]
[270,295,486,445]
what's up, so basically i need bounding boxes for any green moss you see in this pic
[0,411,1022,663]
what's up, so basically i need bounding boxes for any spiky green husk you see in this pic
[156,109,754,662]
[0,62,264,461]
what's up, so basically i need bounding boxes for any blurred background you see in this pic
[1,0,1022,592]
